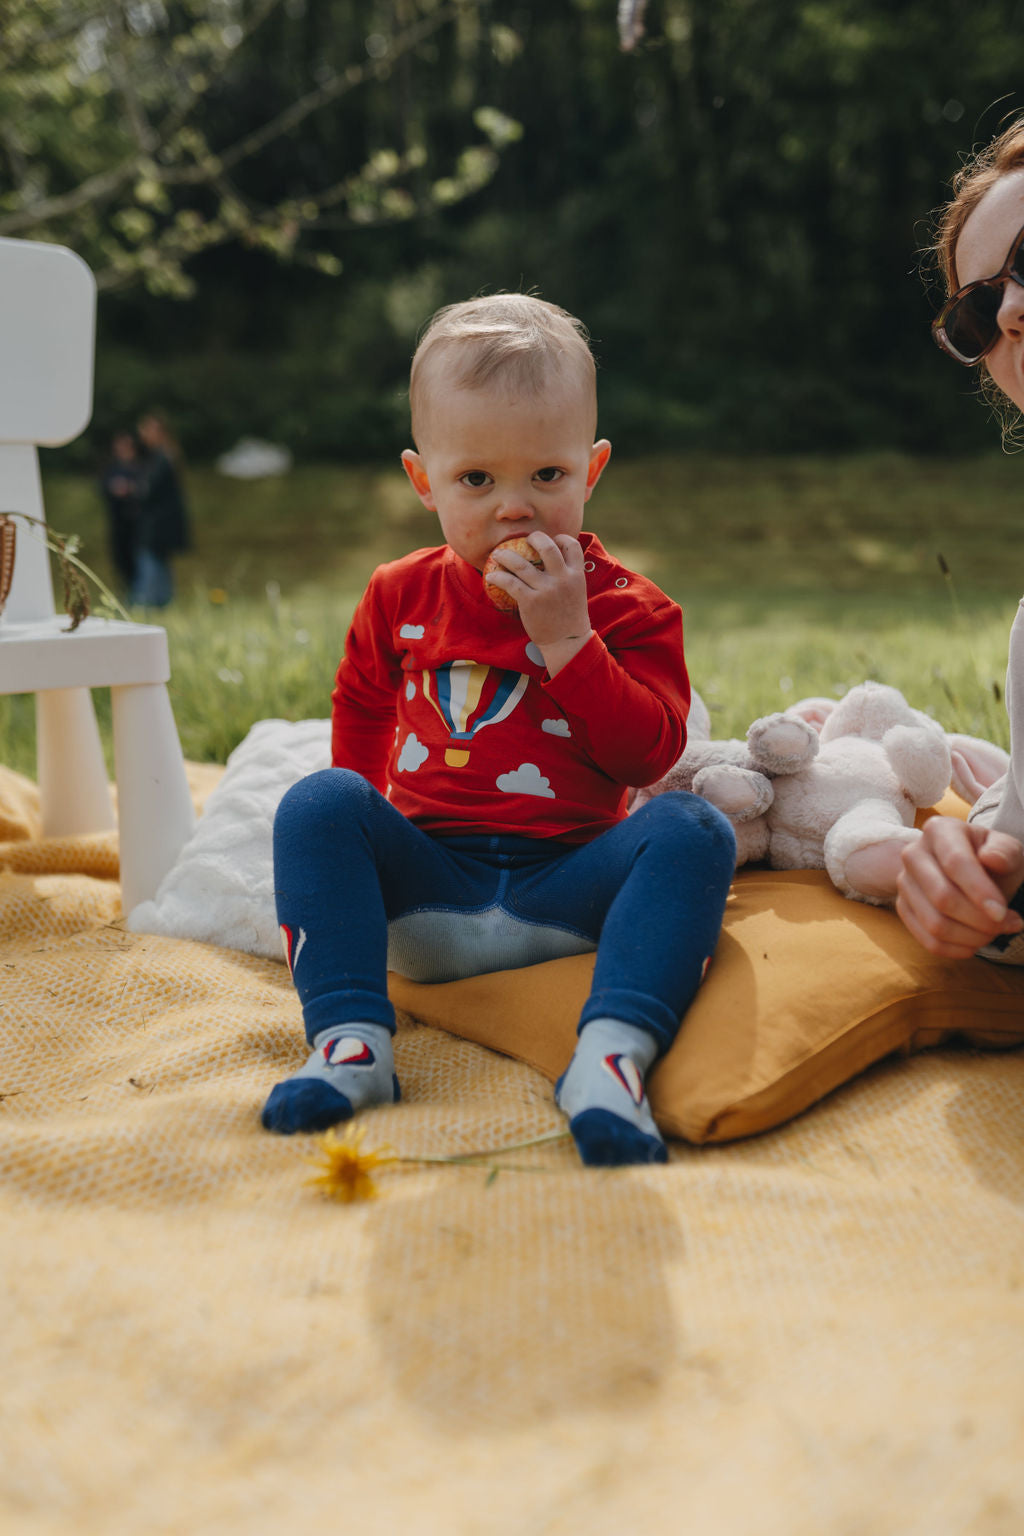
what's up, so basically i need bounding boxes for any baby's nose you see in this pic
[495,488,535,520]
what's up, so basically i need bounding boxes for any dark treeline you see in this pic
[85,0,1024,460]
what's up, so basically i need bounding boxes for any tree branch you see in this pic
[0,0,459,238]
[159,4,460,187]
[0,164,137,236]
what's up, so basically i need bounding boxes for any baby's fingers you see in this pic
[549,533,585,568]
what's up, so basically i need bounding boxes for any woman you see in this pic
[132,411,191,608]
[98,429,142,596]
[897,117,1024,961]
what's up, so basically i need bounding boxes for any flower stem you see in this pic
[395,1127,572,1168]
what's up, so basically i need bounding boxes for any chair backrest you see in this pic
[0,237,97,622]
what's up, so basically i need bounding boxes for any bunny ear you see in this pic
[947,735,1011,804]
[785,697,835,734]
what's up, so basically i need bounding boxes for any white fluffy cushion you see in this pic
[127,718,331,958]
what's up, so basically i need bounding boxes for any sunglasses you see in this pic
[932,223,1024,365]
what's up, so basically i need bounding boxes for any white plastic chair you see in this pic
[0,235,195,914]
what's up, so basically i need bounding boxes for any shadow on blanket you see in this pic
[367,1176,683,1430]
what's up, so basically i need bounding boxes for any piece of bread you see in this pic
[483,536,544,612]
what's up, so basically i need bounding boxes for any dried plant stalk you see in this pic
[0,516,14,617]
[0,512,128,630]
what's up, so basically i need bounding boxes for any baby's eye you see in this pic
[459,470,492,488]
[534,467,565,484]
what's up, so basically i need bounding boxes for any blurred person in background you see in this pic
[98,429,142,598]
[132,410,192,608]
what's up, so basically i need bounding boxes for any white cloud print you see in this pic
[397,733,429,772]
[541,717,570,738]
[496,763,555,798]
[399,623,425,640]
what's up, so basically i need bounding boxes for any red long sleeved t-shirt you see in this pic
[331,532,689,843]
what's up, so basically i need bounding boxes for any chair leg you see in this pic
[36,687,116,837]
[111,681,196,915]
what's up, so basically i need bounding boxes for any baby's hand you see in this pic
[487,532,592,676]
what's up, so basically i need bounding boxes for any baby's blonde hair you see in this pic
[409,293,597,446]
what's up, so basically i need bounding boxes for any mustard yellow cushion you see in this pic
[916,786,971,826]
[390,839,1024,1145]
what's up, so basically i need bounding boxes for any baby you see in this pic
[263,293,735,1165]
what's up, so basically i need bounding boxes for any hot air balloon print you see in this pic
[423,660,529,767]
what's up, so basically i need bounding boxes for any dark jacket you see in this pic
[138,450,191,558]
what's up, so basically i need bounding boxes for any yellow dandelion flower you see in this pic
[305,1124,398,1204]
[208,587,228,604]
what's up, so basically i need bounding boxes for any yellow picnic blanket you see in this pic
[2,764,1023,1534]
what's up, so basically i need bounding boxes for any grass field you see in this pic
[2,450,1022,776]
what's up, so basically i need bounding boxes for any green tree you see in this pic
[0,0,519,296]
[7,0,1020,456]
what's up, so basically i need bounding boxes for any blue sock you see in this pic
[555,1018,667,1167]
[261,1022,399,1135]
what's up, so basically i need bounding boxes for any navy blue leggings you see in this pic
[273,769,735,1054]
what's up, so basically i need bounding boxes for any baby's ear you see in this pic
[584,439,612,499]
[401,449,436,511]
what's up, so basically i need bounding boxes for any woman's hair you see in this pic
[138,409,182,461]
[935,114,1024,292]
[409,293,597,446]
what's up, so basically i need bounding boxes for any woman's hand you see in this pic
[896,816,1024,958]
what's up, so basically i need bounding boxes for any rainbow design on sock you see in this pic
[322,1037,375,1068]
[602,1053,645,1106]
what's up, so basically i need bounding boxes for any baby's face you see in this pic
[402,376,610,571]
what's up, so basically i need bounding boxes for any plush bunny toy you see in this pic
[636,681,1008,907]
